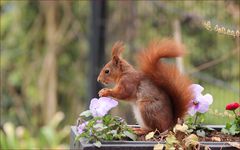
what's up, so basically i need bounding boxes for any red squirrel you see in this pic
[97,39,193,134]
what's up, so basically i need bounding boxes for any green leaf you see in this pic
[110,130,117,135]
[196,130,205,137]
[185,134,198,142]
[229,124,239,135]
[225,122,232,129]
[184,134,199,147]
[166,134,179,145]
[123,131,137,141]
[145,131,155,140]
[75,135,81,142]
[204,126,215,131]
[154,143,165,150]
[93,123,104,129]
[93,141,102,148]
[228,142,240,149]
[75,112,137,143]
[48,111,64,128]
[103,115,112,124]
[198,114,205,123]
[173,124,188,133]
[87,120,96,127]
[187,129,194,133]
[79,110,92,117]
[222,120,240,135]
[221,128,230,134]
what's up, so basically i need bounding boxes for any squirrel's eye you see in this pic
[105,69,110,74]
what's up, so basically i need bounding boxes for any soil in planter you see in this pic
[137,130,240,142]
[198,130,240,142]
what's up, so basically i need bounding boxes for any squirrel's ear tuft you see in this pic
[111,41,125,57]
[112,55,120,66]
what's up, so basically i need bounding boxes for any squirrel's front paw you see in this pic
[98,88,111,97]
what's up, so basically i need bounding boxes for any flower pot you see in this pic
[70,125,238,150]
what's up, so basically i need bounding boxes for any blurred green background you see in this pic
[0,0,239,148]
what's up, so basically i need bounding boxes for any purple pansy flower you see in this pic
[77,121,88,134]
[89,97,118,117]
[188,84,213,116]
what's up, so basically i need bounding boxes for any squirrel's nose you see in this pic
[97,77,101,82]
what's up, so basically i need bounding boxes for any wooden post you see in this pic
[39,1,58,123]
[173,19,184,74]
[88,0,107,99]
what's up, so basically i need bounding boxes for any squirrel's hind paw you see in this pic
[132,127,151,135]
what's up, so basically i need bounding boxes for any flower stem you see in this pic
[193,113,199,125]
[233,110,237,118]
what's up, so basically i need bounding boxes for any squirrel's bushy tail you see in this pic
[138,39,193,124]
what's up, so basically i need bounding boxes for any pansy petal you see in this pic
[197,105,209,113]
[77,128,83,134]
[189,84,204,96]
[202,94,213,105]
[77,121,88,134]
[91,109,98,117]
[197,100,210,113]
[97,107,108,116]
[89,98,101,117]
[89,97,118,117]
[99,97,118,110]
[89,98,99,110]
[99,97,118,106]
[188,106,197,116]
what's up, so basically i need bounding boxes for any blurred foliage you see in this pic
[0,112,69,149]
[0,0,239,148]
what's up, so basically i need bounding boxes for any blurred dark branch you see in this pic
[59,15,82,50]
[65,20,81,40]
[189,48,240,74]
[125,0,138,65]
[57,0,73,47]
[192,72,239,94]
[7,85,29,125]
[152,1,239,30]
[21,14,43,51]
[226,0,240,26]
[57,1,84,53]
[59,1,72,32]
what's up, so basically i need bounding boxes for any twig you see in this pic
[189,48,239,74]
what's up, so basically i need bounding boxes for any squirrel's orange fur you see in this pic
[97,39,193,134]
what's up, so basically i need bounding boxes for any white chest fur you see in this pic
[132,103,148,129]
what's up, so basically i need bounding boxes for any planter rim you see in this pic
[128,124,226,129]
[70,125,237,149]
